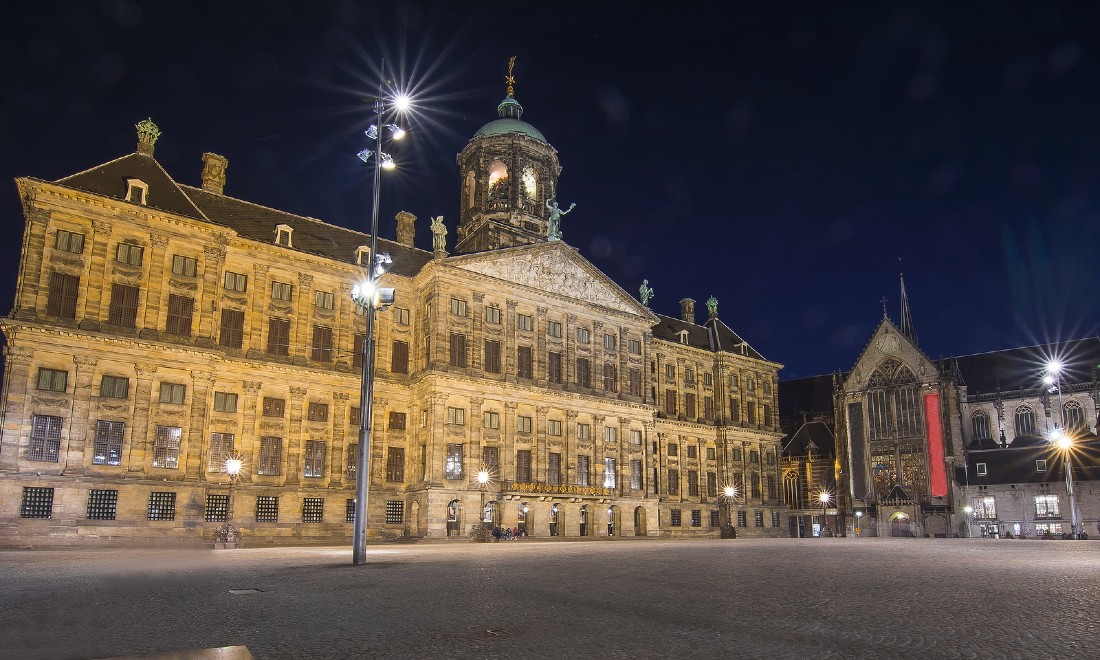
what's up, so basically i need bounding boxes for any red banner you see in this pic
[924,393,948,497]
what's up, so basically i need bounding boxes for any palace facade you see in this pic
[0,85,785,546]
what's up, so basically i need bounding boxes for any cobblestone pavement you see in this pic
[1,538,1099,659]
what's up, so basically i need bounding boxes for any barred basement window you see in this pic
[47,271,80,318]
[755,511,764,527]
[710,510,720,527]
[219,309,244,349]
[772,511,781,527]
[670,509,681,527]
[93,420,125,466]
[208,433,235,472]
[87,489,118,520]
[307,402,329,422]
[171,254,197,277]
[271,280,293,302]
[148,492,177,521]
[108,284,140,327]
[153,426,181,469]
[267,318,290,356]
[256,496,279,522]
[115,242,144,266]
[28,415,62,462]
[262,397,285,417]
[691,510,701,527]
[257,437,282,476]
[737,510,747,527]
[205,494,229,522]
[384,500,404,524]
[304,440,326,478]
[223,271,247,292]
[21,487,54,518]
[55,229,85,254]
[485,305,501,324]
[346,499,356,523]
[302,498,324,523]
[159,383,186,405]
[214,392,238,413]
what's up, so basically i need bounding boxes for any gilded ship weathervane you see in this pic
[506,56,516,96]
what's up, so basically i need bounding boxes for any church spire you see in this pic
[899,272,917,344]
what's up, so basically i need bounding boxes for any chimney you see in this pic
[395,211,416,247]
[135,118,161,156]
[680,298,695,324]
[201,153,228,194]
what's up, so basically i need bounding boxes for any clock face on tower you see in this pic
[876,334,900,354]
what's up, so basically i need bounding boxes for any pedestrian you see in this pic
[491,526,501,541]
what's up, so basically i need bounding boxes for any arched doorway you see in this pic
[549,504,560,536]
[607,505,619,536]
[483,500,500,528]
[925,513,947,538]
[446,500,461,537]
[518,503,530,536]
[579,505,589,536]
[889,512,911,537]
[634,506,647,536]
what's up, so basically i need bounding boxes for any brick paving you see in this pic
[1,538,1098,659]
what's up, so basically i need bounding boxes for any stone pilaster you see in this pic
[197,245,226,344]
[293,273,315,363]
[330,391,350,486]
[247,264,270,356]
[62,355,99,474]
[0,347,34,469]
[129,366,158,473]
[285,386,308,485]
[80,220,113,330]
[503,401,518,482]
[140,234,170,334]
[535,405,549,482]
[184,371,215,480]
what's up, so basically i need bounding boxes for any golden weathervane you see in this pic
[506,56,516,96]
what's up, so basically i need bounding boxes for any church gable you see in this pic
[449,243,654,317]
[844,319,934,391]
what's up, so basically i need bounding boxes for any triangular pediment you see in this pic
[446,243,656,319]
[844,317,936,391]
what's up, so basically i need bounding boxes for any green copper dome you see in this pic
[474,95,547,143]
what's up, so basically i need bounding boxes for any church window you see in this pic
[1014,406,1036,437]
[971,411,991,441]
[1063,400,1086,434]
[487,161,508,199]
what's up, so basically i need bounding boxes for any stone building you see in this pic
[0,81,785,546]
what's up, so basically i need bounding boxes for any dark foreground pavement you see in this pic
[1,538,1098,659]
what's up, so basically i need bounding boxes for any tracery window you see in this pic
[1014,405,1036,437]
[1063,400,1086,434]
[971,411,991,441]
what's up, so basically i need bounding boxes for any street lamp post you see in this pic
[818,491,832,537]
[351,68,406,566]
[721,485,739,539]
[1045,360,1080,540]
[963,505,973,538]
[855,510,863,537]
[213,453,243,549]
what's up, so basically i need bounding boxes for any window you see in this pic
[691,510,701,527]
[484,340,502,373]
[47,271,80,318]
[745,377,756,392]
[256,496,279,522]
[55,229,85,254]
[772,511,781,527]
[577,455,590,486]
[763,380,772,395]
[665,365,676,379]
[703,372,713,387]
[300,498,324,523]
[517,313,533,331]
[87,489,118,520]
[518,346,533,379]
[314,290,335,310]
[346,444,359,480]
[577,423,591,440]
[391,307,410,325]
[346,499,357,523]
[746,404,756,425]
[975,462,987,476]
[603,333,616,350]
[485,305,501,324]
[711,510,721,527]
[350,406,360,425]
[445,443,464,479]
[386,447,405,482]
[207,432,235,472]
[19,487,54,519]
[548,320,562,338]
[108,284,140,328]
[223,271,247,292]
[685,368,695,384]
[125,179,147,204]
[205,494,229,523]
[311,325,333,361]
[213,391,238,413]
[171,254,197,277]
[99,375,129,399]
[482,446,501,475]
[148,492,176,521]
[159,383,186,404]
[630,429,642,446]
[1035,494,1060,518]
[603,363,617,392]
[603,426,618,443]
[307,402,329,422]
[548,452,562,485]
[267,318,290,356]
[92,420,124,466]
[517,415,533,433]
[737,510,747,527]
[975,496,997,519]
[389,339,409,374]
[450,298,467,317]
[685,393,696,418]
[1064,400,1087,434]
[707,447,716,461]
[703,396,715,420]
[262,397,285,417]
[483,411,500,429]
[732,448,743,462]
[687,470,699,497]
[971,411,991,440]
[577,327,590,343]
[271,281,293,302]
[304,440,326,477]
[729,374,739,391]
[449,332,467,368]
[389,412,407,430]
[707,472,717,498]
[548,351,563,384]
[165,294,194,336]
[1036,459,1047,472]
[217,309,244,348]
[153,426,181,469]
[1014,405,1036,437]
[670,509,681,527]
[604,458,617,488]
[755,511,765,527]
[667,469,679,495]
[548,419,563,436]
[749,450,760,464]
[668,443,678,457]
[664,390,677,416]
[386,500,404,524]
[447,407,465,425]
[763,404,773,427]
[631,460,642,490]
[628,339,641,355]
[257,437,282,476]
[687,445,698,459]
[115,242,144,266]
[576,357,591,388]
[36,367,67,392]
[516,450,532,482]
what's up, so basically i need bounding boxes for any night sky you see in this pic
[3,1,1098,379]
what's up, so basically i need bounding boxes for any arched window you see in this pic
[783,472,800,507]
[487,161,508,200]
[1014,405,1036,437]
[971,410,991,441]
[521,166,537,203]
[1063,400,1087,434]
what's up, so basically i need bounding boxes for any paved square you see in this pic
[1,538,1097,659]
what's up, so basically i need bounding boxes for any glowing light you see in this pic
[390,126,406,141]
[818,491,832,505]
[963,505,973,514]
[351,280,377,305]
[1055,433,1073,450]
[392,94,412,112]
[381,154,396,170]
[1046,360,1064,376]
[723,485,737,498]
[225,456,243,476]
[477,470,490,485]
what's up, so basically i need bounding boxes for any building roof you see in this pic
[952,337,1100,395]
[782,420,836,457]
[650,313,768,361]
[958,438,1100,485]
[474,95,548,143]
[778,373,836,421]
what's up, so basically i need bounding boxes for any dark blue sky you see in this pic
[3,1,1098,378]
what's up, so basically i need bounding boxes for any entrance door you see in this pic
[549,504,560,536]
[607,505,619,536]
[446,500,461,537]
[579,505,588,536]
[889,513,911,537]
[634,506,647,536]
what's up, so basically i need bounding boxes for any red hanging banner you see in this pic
[924,393,949,497]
